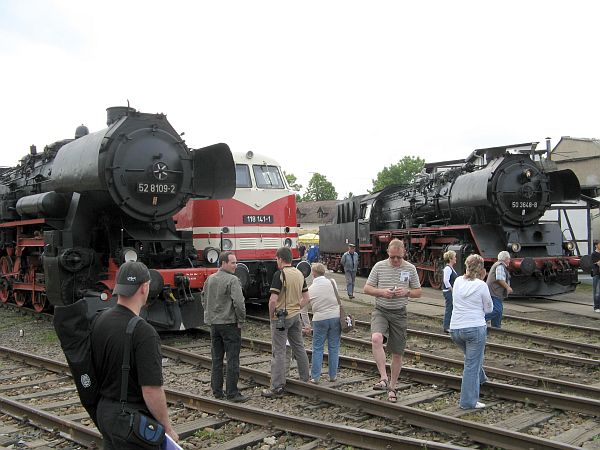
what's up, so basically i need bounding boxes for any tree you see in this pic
[302,173,338,201]
[284,171,303,203]
[284,171,302,192]
[371,156,425,192]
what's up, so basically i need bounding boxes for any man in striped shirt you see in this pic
[363,239,422,402]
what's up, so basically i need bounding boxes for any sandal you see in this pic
[373,379,389,390]
[387,389,397,403]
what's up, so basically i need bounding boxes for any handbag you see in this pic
[113,316,166,449]
[330,279,354,333]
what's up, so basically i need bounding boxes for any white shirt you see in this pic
[306,276,341,322]
[449,276,493,329]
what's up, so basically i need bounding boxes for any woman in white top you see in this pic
[449,254,493,409]
[302,263,342,383]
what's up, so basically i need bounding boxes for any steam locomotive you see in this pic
[320,143,582,297]
[0,106,235,329]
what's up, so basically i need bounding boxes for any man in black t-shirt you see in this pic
[591,240,600,312]
[91,261,178,449]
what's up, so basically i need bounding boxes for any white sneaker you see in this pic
[594,309,600,313]
[475,402,486,409]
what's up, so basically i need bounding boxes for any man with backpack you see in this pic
[91,261,178,448]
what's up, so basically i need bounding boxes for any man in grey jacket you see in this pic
[202,252,247,402]
[341,243,359,298]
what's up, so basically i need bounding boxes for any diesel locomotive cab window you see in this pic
[253,165,285,189]
[236,164,252,188]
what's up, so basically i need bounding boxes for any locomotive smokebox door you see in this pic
[192,143,236,199]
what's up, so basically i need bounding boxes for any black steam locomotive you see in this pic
[0,106,235,329]
[320,143,582,297]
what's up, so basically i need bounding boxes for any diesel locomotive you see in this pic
[320,143,582,297]
[174,151,306,300]
[0,106,236,329]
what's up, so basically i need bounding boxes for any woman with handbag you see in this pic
[302,263,342,383]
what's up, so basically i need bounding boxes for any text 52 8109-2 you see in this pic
[137,183,176,194]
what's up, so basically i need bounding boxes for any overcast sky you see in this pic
[1,0,599,198]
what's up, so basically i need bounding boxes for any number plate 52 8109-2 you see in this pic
[137,183,176,194]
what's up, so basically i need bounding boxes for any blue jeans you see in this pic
[443,290,453,330]
[450,326,488,409]
[485,296,503,328]
[593,275,600,309]
[311,317,341,381]
[345,270,356,296]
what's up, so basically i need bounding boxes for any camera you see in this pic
[275,309,288,331]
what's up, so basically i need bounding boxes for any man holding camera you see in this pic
[262,247,311,398]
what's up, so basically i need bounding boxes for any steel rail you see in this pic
[408,311,600,356]
[246,314,599,367]
[0,344,588,449]
[161,345,582,450]
[0,393,101,448]
[164,388,466,450]
[413,299,600,335]
[0,346,464,449]
[184,330,600,413]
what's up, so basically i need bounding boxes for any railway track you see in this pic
[163,338,600,448]
[0,347,464,449]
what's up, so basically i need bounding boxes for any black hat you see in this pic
[113,261,151,297]
[348,243,356,247]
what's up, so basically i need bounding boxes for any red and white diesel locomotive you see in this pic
[174,151,305,300]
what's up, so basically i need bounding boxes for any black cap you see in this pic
[113,261,151,297]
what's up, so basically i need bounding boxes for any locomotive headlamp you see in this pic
[508,242,522,253]
[563,241,575,251]
[221,227,230,233]
[203,247,220,264]
[222,239,233,250]
[122,247,138,262]
[524,169,532,179]
[284,238,293,247]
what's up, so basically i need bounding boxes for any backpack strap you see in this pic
[120,316,143,406]
[329,279,341,306]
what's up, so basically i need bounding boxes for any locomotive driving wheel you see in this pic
[414,252,428,287]
[14,266,35,308]
[0,256,13,303]
[427,259,445,290]
[32,292,47,312]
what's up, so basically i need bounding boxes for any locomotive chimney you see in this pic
[75,124,89,139]
[106,106,136,126]
[30,145,36,156]
[546,137,551,160]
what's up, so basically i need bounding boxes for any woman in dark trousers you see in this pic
[442,250,458,333]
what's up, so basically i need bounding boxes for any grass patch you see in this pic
[576,283,592,293]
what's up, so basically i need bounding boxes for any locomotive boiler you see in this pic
[320,143,582,297]
[0,106,236,329]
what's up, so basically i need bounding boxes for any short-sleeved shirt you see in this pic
[366,259,420,310]
[91,305,163,403]
[270,266,308,318]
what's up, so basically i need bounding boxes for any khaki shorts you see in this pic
[371,306,407,354]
